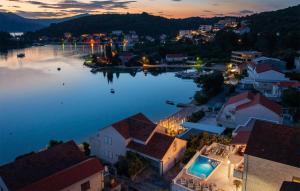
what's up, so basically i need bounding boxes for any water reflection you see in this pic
[0,45,197,164]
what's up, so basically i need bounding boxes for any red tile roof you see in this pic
[111,113,157,142]
[245,120,300,168]
[276,81,300,88]
[18,158,103,191]
[280,181,300,191]
[231,131,251,145]
[236,94,282,115]
[225,91,255,106]
[127,133,176,160]
[0,141,89,191]
[254,63,283,73]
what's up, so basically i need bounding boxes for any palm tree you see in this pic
[233,179,242,191]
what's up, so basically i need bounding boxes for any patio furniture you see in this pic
[194,183,201,191]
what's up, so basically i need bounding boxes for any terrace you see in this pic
[172,143,244,191]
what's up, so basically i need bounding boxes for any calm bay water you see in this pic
[0,45,197,164]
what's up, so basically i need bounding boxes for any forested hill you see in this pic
[245,4,300,34]
[31,13,221,37]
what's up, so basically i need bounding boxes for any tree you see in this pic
[82,142,91,156]
[281,88,300,109]
[233,179,242,191]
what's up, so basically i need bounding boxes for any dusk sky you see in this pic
[1,0,299,18]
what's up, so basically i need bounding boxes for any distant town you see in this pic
[0,3,300,191]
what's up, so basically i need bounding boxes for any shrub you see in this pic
[186,110,205,122]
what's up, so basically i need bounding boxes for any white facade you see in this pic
[235,105,282,126]
[199,25,212,32]
[217,96,282,128]
[90,126,130,163]
[231,51,262,65]
[90,122,187,175]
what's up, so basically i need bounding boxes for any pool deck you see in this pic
[172,143,242,191]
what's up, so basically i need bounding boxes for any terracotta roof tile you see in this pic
[0,141,88,191]
[225,91,255,106]
[276,81,300,88]
[236,94,282,115]
[19,158,103,191]
[254,63,282,73]
[231,131,251,145]
[245,120,300,168]
[112,113,157,142]
[127,133,176,160]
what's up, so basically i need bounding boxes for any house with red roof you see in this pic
[217,92,282,128]
[240,62,290,93]
[0,141,104,191]
[90,113,187,175]
[241,121,300,191]
[267,81,300,99]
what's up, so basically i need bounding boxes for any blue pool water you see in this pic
[187,156,220,178]
[0,45,198,164]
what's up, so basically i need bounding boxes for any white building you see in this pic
[199,25,212,32]
[241,62,290,93]
[266,81,300,99]
[217,92,282,128]
[166,54,188,63]
[0,141,104,191]
[231,51,262,65]
[90,113,187,175]
[111,30,123,36]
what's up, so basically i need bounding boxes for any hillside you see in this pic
[32,13,221,37]
[245,4,300,34]
[0,12,44,32]
[0,12,89,32]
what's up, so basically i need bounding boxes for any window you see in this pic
[104,150,113,160]
[81,181,90,191]
[104,136,112,145]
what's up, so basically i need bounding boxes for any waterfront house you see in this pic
[240,62,290,93]
[90,113,187,175]
[199,25,212,32]
[118,52,135,64]
[166,54,188,63]
[266,81,300,100]
[231,51,262,65]
[252,56,286,71]
[0,141,104,191]
[217,92,282,128]
[242,121,300,191]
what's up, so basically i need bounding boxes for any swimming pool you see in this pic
[187,155,220,179]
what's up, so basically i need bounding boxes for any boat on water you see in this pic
[176,103,190,108]
[110,89,115,94]
[166,100,175,105]
[17,53,25,58]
